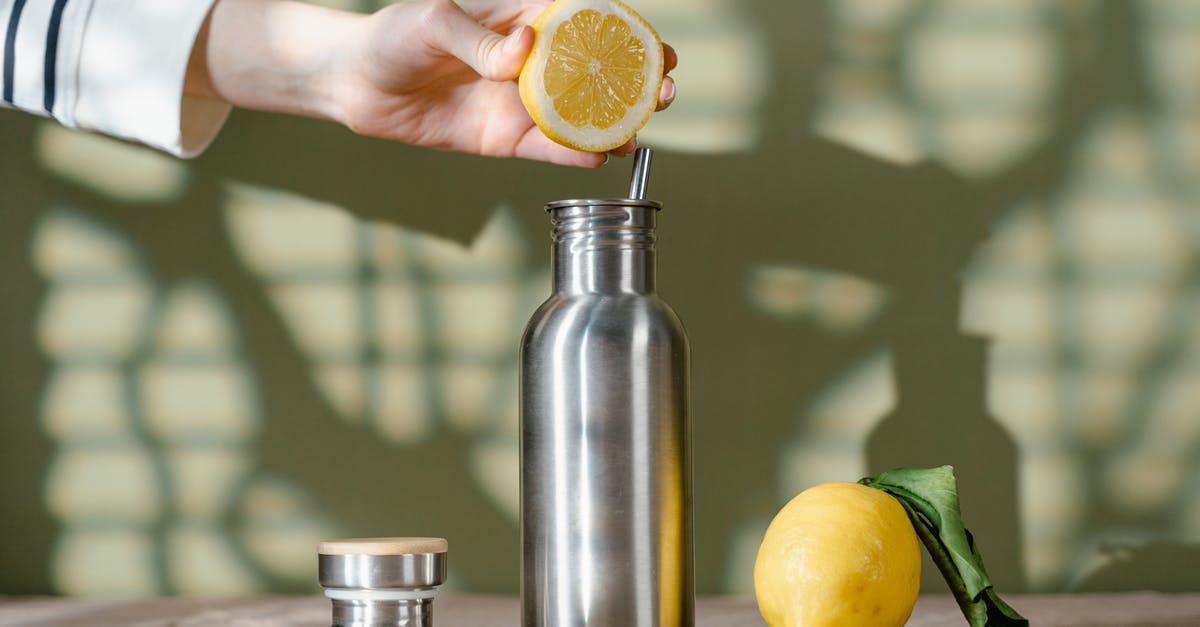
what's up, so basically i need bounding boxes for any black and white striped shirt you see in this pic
[1,0,229,156]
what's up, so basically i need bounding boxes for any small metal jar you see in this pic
[318,537,448,627]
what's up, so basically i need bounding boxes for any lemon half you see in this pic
[754,482,922,627]
[519,0,664,152]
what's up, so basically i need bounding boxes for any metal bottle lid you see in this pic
[318,537,448,627]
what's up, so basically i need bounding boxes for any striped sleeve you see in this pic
[0,0,230,157]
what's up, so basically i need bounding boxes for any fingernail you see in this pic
[663,79,676,105]
[504,26,527,54]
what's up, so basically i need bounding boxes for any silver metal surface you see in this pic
[319,551,446,627]
[629,147,653,200]
[545,197,662,211]
[329,598,433,627]
[318,552,446,589]
[520,198,695,626]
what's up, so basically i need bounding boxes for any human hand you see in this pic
[332,0,677,167]
[193,0,677,168]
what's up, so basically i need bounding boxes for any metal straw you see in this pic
[628,147,653,200]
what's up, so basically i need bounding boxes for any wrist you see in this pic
[204,0,366,123]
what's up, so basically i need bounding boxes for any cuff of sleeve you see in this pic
[70,0,231,157]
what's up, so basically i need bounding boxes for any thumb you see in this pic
[426,0,533,80]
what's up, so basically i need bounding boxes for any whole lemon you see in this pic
[754,482,921,627]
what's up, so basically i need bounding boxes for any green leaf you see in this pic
[860,466,1028,627]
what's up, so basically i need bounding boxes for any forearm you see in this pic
[185,0,363,123]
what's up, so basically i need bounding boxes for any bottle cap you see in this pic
[318,536,448,590]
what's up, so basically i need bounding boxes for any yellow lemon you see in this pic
[518,0,664,152]
[754,482,921,627]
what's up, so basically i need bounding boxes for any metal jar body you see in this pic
[520,200,694,627]
[318,549,447,627]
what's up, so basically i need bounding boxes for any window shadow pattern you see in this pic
[1,0,1200,597]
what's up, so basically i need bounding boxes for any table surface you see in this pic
[3,592,1200,626]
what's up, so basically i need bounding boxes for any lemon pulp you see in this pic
[545,9,646,129]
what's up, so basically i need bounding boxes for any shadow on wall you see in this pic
[1,0,1196,596]
[1078,542,1200,592]
[139,0,1031,593]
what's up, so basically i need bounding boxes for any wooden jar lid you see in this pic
[318,537,448,556]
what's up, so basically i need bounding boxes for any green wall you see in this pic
[3,0,1200,596]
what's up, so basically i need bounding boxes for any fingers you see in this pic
[424,0,532,81]
[655,43,677,111]
[516,131,642,168]
[492,25,534,80]
[514,128,610,168]
[656,77,675,111]
[609,138,638,158]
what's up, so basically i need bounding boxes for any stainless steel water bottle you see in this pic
[520,149,694,626]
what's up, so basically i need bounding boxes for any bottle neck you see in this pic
[550,202,659,295]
